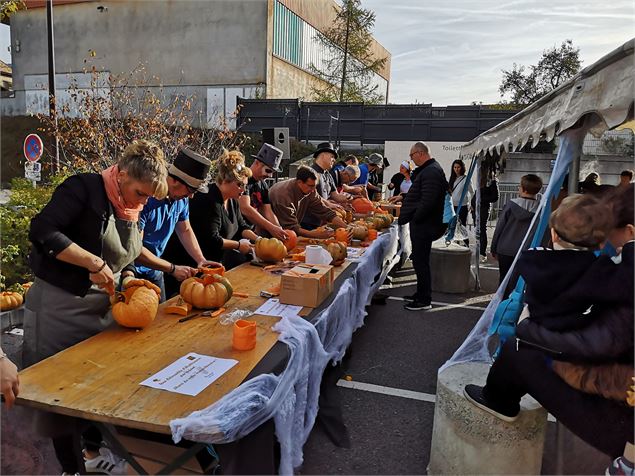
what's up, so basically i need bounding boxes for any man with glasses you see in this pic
[269,166,348,238]
[134,147,221,301]
[239,143,289,241]
[399,142,448,311]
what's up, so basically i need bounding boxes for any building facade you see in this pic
[2,0,391,127]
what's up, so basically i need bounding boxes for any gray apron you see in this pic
[23,211,142,368]
[23,211,141,437]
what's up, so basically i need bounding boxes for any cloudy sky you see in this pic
[1,1,633,106]
[363,0,634,105]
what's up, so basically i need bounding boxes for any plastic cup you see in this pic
[232,319,257,351]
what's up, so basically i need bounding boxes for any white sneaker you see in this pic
[480,255,488,263]
[84,447,129,475]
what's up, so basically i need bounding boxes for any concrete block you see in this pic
[430,246,472,294]
[428,362,547,475]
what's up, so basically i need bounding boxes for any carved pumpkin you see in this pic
[324,241,347,266]
[180,274,233,309]
[334,227,350,244]
[111,280,161,328]
[349,223,368,240]
[282,230,298,251]
[351,197,375,214]
[255,237,287,262]
[199,265,226,276]
[0,292,23,311]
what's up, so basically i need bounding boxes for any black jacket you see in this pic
[164,183,252,264]
[517,242,634,363]
[490,197,541,256]
[29,173,114,296]
[398,159,448,240]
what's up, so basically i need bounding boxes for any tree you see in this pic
[499,40,582,106]
[0,0,26,23]
[309,0,387,104]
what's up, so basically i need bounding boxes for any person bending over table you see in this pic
[25,140,168,475]
[269,166,347,239]
[134,148,221,301]
[165,149,260,271]
[239,143,289,241]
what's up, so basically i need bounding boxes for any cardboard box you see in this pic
[279,264,334,308]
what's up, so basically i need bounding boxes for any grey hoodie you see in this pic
[491,197,541,256]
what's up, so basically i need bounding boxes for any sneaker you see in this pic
[480,255,488,263]
[606,456,635,475]
[404,300,432,311]
[464,384,519,422]
[84,447,129,475]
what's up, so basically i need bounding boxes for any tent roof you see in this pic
[462,39,634,158]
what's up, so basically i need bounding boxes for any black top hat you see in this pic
[313,142,339,159]
[168,147,212,193]
[252,143,284,172]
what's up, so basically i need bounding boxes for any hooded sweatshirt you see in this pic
[491,197,541,256]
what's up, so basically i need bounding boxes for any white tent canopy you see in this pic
[461,39,634,158]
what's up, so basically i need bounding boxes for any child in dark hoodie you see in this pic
[491,174,543,296]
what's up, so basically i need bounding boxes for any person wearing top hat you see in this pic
[302,142,348,229]
[239,143,289,241]
[134,147,221,301]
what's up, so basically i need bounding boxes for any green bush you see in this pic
[0,176,67,290]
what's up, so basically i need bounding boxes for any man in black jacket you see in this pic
[398,142,448,311]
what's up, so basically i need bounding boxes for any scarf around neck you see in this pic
[101,165,144,222]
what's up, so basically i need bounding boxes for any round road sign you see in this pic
[24,134,44,162]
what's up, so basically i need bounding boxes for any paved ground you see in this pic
[1,258,610,475]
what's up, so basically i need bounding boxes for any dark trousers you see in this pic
[497,253,519,299]
[472,205,490,256]
[484,340,634,458]
[410,231,433,305]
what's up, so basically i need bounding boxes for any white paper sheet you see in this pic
[255,298,303,319]
[346,247,365,259]
[140,353,238,397]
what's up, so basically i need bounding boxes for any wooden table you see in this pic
[14,256,357,473]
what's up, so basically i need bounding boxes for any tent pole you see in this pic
[567,149,581,193]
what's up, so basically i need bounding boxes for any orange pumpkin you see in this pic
[335,227,350,244]
[255,237,287,262]
[349,223,368,240]
[0,292,23,311]
[180,274,233,309]
[324,241,348,265]
[111,280,161,328]
[351,197,375,214]
[199,265,226,276]
[282,230,298,251]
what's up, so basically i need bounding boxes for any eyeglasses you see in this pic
[235,181,247,190]
[264,167,274,174]
[409,151,422,159]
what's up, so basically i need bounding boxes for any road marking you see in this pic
[337,379,436,402]
[337,379,557,422]
[387,296,488,311]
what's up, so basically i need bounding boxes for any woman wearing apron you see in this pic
[24,140,168,475]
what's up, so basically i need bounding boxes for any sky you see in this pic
[362,0,634,105]
[1,1,633,106]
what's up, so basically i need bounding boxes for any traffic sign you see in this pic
[24,134,44,162]
[25,161,42,181]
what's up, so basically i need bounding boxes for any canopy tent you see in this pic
[443,38,634,371]
[461,38,634,159]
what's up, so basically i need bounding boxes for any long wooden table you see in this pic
[16,259,354,435]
